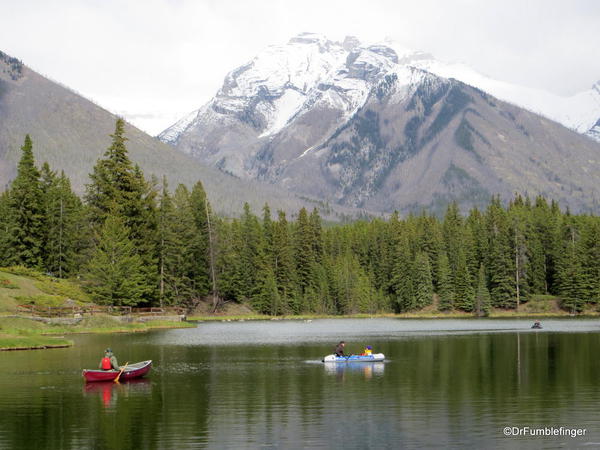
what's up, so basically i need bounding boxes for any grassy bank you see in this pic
[0,316,194,350]
[0,268,194,350]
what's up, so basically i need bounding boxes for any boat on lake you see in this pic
[82,360,152,382]
[322,353,385,363]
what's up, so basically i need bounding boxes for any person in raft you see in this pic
[531,321,542,329]
[99,348,119,370]
[334,341,346,357]
[362,345,373,356]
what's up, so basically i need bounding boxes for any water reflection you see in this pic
[83,379,152,409]
[2,320,600,449]
[323,362,385,380]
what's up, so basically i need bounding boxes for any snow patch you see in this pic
[259,89,305,137]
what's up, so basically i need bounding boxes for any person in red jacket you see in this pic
[99,348,119,370]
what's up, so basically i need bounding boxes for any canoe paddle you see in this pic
[114,362,128,383]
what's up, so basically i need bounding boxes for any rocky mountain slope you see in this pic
[0,50,364,219]
[160,33,600,213]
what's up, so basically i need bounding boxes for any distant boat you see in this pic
[82,360,152,382]
[322,354,385,363]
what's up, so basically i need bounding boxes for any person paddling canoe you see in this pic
[334,341,346,357]
[99,348,119,370]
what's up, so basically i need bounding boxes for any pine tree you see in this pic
[239,203,268,307]
[43,170,84,277]
[436,251,454,311]
[5,135,46,268]
[555,217,587,305]
[443,202,463,273]
[85,119,159,303]
[157,178,178,306]
[0,190,12,265]
[309,208,324,263]
[331,252,374,314]
[215,219,245,302]
[474,264,492,316]
[272,211,298,313]
[454,246,474,311]
[169,184,203,305]
[485,196,516,308]
[255,268,280,315]
[85,119,133,225]
[84,214,146,306]
[413,252,434,309]
[294,207,317,307]
[582,219,600,302]
[189,181,213,301]
[391,233,414,312]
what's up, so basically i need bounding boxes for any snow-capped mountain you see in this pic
[159,33,600,213]
[407,58,600,139]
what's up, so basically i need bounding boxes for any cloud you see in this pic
[1,0,598,134]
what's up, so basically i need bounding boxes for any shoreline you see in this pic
[0,316,194,351]
[188,312,600,322]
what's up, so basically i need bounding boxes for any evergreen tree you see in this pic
[215,219,245,302]
[272,211,298,313]
[391,233,414,312]
[189,181,213,300]
[582,219,600,302]
[413,252,434,309]
[331,252,374,314]
[239,203,268,307]
[485,196,516,308]
[43,170,84,277]
[0,190,12,265]
[156,178,178,306]
[5,135,46,268]
[84,214,146,306]
[443,202,463,273]
[294,207,317,305]
[474,264,492,316]
[555,217,587,303]
[436,251,454,311]
[309,208,324,263]
[85,119,159,303]
[255,268,280,315]
[454,246,474,311]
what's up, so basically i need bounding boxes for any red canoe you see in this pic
[82,360,152,382]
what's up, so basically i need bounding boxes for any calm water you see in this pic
[2,319,600,449]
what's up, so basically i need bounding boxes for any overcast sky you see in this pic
[1,0,599,135]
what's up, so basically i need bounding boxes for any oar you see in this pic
[114,362,128,383]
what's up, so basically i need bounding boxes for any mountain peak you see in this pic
[342,36,361,51]
[288,32,331,47]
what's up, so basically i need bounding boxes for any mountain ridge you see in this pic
[0,49,368,220]
[159,33,600,214]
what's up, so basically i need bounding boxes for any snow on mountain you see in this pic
[160,34,600,146]
[408,58,600,138]
[158,33,600,214]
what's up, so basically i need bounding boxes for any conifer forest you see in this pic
[1,119,597,316]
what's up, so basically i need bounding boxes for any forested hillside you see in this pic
[1,120,597,315]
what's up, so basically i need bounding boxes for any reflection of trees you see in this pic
[2,331,600,448]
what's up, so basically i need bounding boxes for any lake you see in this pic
[1,318,600,449]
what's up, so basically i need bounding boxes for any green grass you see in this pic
[0,267,92,312]
[0,315,193,350]
[0,335,72,350]
[0,318,73,350]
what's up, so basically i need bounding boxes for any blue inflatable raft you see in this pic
[322,353,385,363]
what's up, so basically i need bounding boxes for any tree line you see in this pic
[1,119,598,315]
